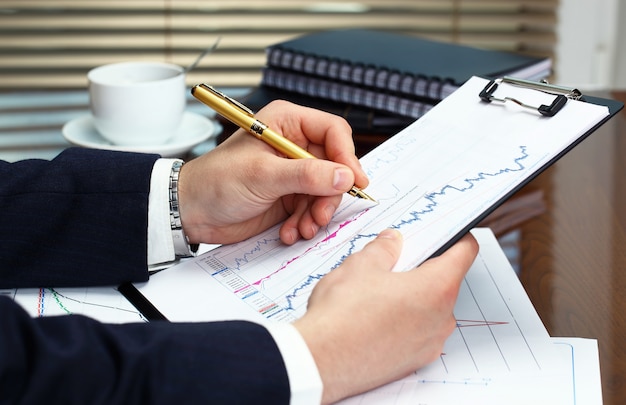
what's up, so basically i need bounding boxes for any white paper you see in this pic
[2,286,146,323]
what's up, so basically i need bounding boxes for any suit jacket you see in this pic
[0,148,290,404]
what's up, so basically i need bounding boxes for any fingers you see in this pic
[269,157,358,198]
[424,233,479,277]
[256,100,354,155]
[255,100,369,189]
[279,197,317,244]
[299,110,369,189]
[264,157,352,245]
[277,192,351,244]
[257,154,362,244]
[412,233,479,297]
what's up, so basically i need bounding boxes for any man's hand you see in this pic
[294,230,479,404]
[177,100,369,245]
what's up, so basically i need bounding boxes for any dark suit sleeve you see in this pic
[0,296,290,404]
[0,147,158,288]
[0,149,293,403]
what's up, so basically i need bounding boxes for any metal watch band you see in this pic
[169,160,198,257]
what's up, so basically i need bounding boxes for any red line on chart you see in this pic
[250,208,371,287]
[456,319,508,328]
[37,288,44,317]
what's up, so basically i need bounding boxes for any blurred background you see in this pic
[0,0,624,160]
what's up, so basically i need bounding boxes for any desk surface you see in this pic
[510,91,626,405]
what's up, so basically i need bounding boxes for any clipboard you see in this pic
[125,76,623,323]
[427,76,623,258]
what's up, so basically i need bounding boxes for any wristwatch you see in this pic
[169,160,198,257]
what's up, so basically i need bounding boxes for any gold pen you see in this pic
[191,84,376,202]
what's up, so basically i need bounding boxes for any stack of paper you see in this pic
[336,228,602,404]
[4,228,601,404]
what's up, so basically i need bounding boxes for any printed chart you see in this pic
[140,77,609,327]
[3,286,146,323]
[145,228,554,373]
[141,229,600,404]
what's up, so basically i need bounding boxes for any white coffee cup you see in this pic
[88,61,186,146]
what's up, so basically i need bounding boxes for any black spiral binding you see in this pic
[268,45,455,100]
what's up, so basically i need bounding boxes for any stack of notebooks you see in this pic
[245,29,552,133]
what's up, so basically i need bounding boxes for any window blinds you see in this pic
[0,0,558,90]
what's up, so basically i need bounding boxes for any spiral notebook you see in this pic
[261,67,436,119]
[263,29,552,105]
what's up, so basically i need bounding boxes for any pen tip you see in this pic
[365,195,378,204]
[349,186,377,203]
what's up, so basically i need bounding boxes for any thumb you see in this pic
[265,157,356,197]
[341,229,404,273]
[412,233,479,286]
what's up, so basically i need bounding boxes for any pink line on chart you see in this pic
[456,319,508,328]
[250,208,371,287]
[37,288,44,317]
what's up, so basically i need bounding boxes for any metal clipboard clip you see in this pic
[479,76,583,117]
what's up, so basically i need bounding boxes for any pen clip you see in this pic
[198,84,255,117]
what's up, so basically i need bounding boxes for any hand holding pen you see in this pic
[191,84,376,202]
[178,95,374,246]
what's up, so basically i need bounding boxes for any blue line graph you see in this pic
[208,235,281,275]
[283,272,325,311]
[280,144,530,311]
[391,145,529,230]
[363,133,420,178]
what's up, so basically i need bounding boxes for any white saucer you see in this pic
[62,111,219,157]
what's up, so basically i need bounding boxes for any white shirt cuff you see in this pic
[148,160,323,403]
[265,323,323,405]
[147,158,181,266]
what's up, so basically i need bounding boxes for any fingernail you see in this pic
[309,223,319,237]
[333,167,351,190]
[324,205,335,222]
[286,228,300,244]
